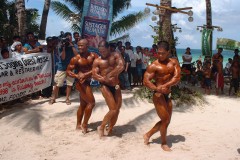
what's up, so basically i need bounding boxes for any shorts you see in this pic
[182,64,192,72]
[231,78,239,89]
[204,78,211,87]
[54,71,75,87]
[216,73,224,88]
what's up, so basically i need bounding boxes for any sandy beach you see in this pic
[0,88,240,160]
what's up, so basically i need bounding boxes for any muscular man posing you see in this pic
[67,39,98,133]
[92,40,124,138]
[143,41,181,151]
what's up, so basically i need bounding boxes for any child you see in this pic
[203,62,212,95]
[1,48,10,59]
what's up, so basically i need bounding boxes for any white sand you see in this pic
[0,89,240,160]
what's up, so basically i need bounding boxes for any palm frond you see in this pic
[51,1,74,22]
[113,0,131,19]
[60,0,84,13]
[110,11,147,36]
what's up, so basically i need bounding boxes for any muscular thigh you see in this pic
[76,83,95,103]
[114,88,122,110]
[100,85,117,110]
[152,93,171,120]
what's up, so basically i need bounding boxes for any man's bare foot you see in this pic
[105,128,113,136]
[81,125,87,134]
[97,126,104,138]
[143,134,150,145]
[161,144,172,151]
[76,124,82,130]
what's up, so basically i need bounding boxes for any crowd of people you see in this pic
[180,47,240,95]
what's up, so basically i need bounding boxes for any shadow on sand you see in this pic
[151,134,186,147]
[237,148,240,154]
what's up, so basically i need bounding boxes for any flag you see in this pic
[201,28,212,56]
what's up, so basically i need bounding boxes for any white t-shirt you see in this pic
[182,53,192,64]
[130,53,138,68]
[142,54,150,69]
[11,51,25,58]
[125,49,134,66]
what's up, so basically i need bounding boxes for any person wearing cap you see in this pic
[11,41,25,57]
[49,32,79,105]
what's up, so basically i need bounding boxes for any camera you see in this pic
[60,37,70,47]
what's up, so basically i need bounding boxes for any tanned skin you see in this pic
[143,42,181,151]
[92,41,124,138]
[66,39,98,134]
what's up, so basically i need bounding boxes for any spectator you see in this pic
[73,32,81,45]
[49,32,78,105]
[23,32,42,54]
[229,61,239,95]
[109,43,116,53]
[150,44,157,57]
[136,46,143,86]
[233,49,239,62]
[125,41,135,86]
[182,47,192,83]
[115,41,122,53]
[11,41,25,57]
[1,48,10,59]
[212,48,223,76]
[142,47,150,80]
[119,46,131,90]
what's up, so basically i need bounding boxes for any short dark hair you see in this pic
[116,41,122,46]
[136,46,142,50]
[157,41,169,51]
[109,43,116,49]
[13,35,21,40]
[234,49,239,53]
[73,32,79,36]
[125,41,131,46]
[26,32,34,37]
[1,48,9,56]
[218,47,223,51]
[98,40,109,48]
[64,32,72,38]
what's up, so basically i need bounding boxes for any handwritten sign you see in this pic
[0,53,52,104]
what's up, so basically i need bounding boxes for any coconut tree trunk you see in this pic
[159,0,174,56]
[15,0,27,38]
[39,0,51,40]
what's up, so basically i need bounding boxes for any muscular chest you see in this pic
[158,63,174,74]
[76,56,94,69]
[99,56,116,70]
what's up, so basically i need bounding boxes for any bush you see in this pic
[134,85,205,107]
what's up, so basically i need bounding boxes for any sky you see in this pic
[25,0,240,49]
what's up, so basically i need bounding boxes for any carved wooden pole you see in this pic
[206,0,213,57]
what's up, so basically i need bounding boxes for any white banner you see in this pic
[0,53,52,104]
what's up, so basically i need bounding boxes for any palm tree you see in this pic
[51,0,147,36]
[0,1,40,44]
[15,0,27,38]
[39,0,51,40]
